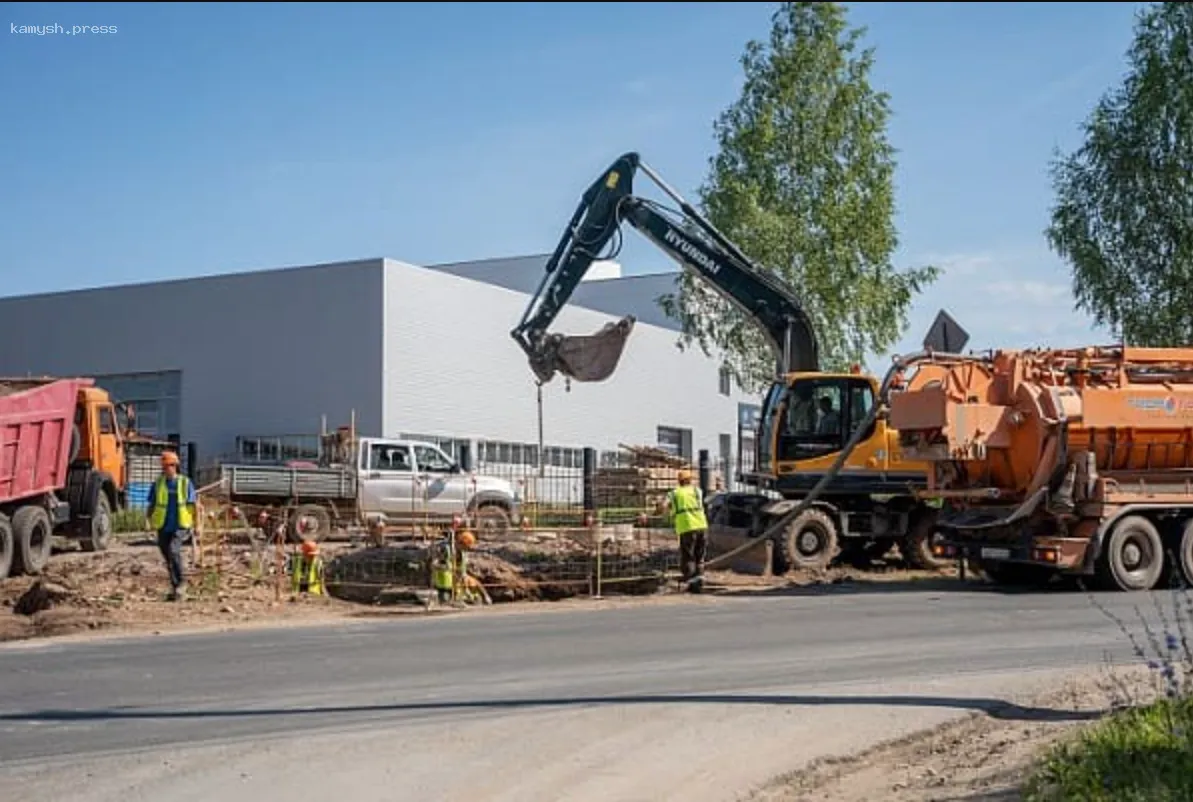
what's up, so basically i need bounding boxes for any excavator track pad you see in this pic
[529,316,636,385]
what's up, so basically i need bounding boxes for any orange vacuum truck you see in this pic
[888,346,1193,592]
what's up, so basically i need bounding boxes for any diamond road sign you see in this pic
[923,309,969,353]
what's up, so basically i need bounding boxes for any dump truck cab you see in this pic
[73,385,128,492]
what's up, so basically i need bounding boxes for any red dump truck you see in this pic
[0,377,167,580]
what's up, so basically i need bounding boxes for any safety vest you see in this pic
[291,555,324,595]
[432,541,455,591]
[149,475,194,531]
[668,485,708,535]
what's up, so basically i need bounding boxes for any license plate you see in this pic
[980,547,1011,560]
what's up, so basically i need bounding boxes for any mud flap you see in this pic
[531,316,636,384]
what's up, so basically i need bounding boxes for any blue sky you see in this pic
[2,1,1145,369]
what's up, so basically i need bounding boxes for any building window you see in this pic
[657,426,693,460]
[719,433,732,460]
[719,366,732,396]
[93,370,182,442]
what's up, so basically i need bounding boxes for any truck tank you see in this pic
[887,346,1193,591]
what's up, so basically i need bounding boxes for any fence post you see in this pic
[698,449,711,496]
[582,447,597,513]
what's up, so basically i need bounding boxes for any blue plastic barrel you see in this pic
[125,482,153,510]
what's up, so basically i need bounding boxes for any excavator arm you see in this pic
[510,152,820,385]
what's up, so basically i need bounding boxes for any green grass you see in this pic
[112,507,149,534]
[1025,695,1193,802]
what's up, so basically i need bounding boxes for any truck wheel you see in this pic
[780,509,839,572]
[0,514,13,581]
[1099,515,1164,592]
[474,504,511,537]
[12,505,53,576]
[1178,519,1193,587]
[81,493,113,553]
[289,504,332,543]
[900,509,948,570]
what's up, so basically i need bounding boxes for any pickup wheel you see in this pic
[289,504,332,543]
[1099,514,1164,592]
[81,493,113,553]
[474,504,511,537]
[0,513,13,581]
[12,505,53,576]
[778,509,839,573]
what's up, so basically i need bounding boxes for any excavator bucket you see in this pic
[529,316,636,385]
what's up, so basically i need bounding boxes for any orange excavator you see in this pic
[888,345,1193,592]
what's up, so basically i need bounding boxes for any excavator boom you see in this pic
[511,152,820,385]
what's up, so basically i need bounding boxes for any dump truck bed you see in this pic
[218,463,358,500]
[0,377,91,506]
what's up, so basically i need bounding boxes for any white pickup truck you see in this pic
[215,436,521,541]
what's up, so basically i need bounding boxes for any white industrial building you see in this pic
[0,255,761,483]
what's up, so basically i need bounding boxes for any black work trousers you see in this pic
[679,529,707,585]
[157,528,188,591]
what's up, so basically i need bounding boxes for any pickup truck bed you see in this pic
[219,464,357,500]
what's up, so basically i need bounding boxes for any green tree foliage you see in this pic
[1046,2,1193,346]
[658,1,938,393]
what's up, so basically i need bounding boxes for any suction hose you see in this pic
[702,350,949,572]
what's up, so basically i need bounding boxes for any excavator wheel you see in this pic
[900,509,948,571]
[778,508,839,573]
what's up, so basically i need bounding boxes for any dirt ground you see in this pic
[746,666,1159,802]
[0,532,954,644]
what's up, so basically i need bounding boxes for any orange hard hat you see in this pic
[458,531,477,550]
[300,539,319,557]
[677,469,693,483]
[160,451,180,467]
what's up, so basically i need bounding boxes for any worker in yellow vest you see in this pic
[666,469,709,593]
[146,451,196,602]
[292,539,325,596]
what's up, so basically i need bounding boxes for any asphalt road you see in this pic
[0,584,1163,801]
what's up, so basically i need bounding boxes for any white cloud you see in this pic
[861,245,1108,374]
[920,251,998,277]
[981,279,1070,305]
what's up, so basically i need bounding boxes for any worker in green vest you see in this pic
[291,539,325,596]
[147,450,196,602]
[667,469,709,593]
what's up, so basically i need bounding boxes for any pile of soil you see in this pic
[0,540,355,643]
